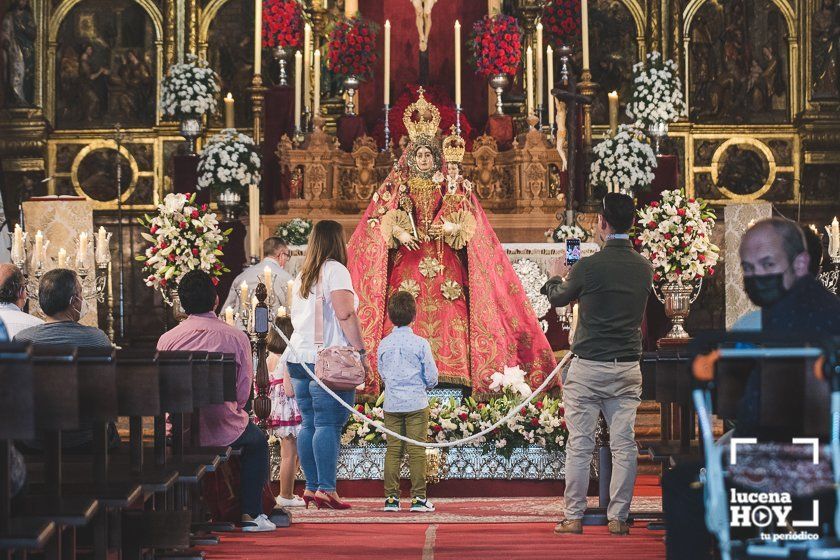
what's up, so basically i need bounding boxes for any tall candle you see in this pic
[454,20,461,106]
[581,0,590,69]
[96,226,108,263]
[78,231,88,268]
[287,279,294,307]
[831,217,840,257]
[240,280,249,308]
[526,45,534,115]
[249,183,260,258]
[303,23,312,111]
[264,265,273,295]
[12,224,23,262]
[58,247,67,268]
[224,93,235,128]
[34,231,43,267]
[547,46,555,129]
[254,0,263,76]
[608,91,619,136]
[225,306,235,326]
[313,49,321,116]
[323,0,328,8]
[294,50,302,129]
[384,20,391,105]
[536,22,544,107]
[345,0,357,17]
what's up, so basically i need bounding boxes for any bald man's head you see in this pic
[0,264,25,307]
[739,218,810,291]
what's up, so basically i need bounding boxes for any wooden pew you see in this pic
[0,342,57,558]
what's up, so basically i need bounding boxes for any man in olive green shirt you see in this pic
[541,193,653,536]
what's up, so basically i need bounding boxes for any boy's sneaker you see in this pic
[384,496,400,512]
[241,514,276,532]
[410,497,435,512]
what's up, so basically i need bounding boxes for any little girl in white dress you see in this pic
[267,315,304,508]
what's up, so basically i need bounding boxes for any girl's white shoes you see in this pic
[276,494,306,508]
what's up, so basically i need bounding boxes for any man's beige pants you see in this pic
[562,357,642,522]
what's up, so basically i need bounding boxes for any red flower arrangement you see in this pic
[262,0,305,48]
[326,17,378,81]
[469,14,522,78]
[541,0,581,48]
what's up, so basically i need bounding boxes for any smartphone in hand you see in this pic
[565,238,581,266]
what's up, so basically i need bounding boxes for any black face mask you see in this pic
[743,273,788,308]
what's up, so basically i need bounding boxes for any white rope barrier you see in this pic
[272,323,571,449]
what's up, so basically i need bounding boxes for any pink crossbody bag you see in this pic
[313,281,365,391]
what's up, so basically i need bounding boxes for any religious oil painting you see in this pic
[589,0,638,125]
[0,0,37,108]
[812,0,840,100]
[206,0,255,128]
[55,0,156,129]
[689,0,789,123]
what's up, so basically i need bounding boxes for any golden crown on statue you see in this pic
[442,126,466,163]
[403,87,441,142]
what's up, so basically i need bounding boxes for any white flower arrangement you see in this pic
[590,124,657,195]
[197,129,262,196]
[340,371,569,459]
[635,189,720,284]
[511,258,551,331]
[274,218,312,246]
[546,224,589,243]
[625,51,686,128]
[160,55,221,120]
[136,193,231,303]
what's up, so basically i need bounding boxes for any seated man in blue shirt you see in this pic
[377,291,438,513]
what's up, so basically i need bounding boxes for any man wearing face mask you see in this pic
[661,218,840,560]
[15,268,114,450]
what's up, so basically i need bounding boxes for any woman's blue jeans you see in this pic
[288,363,355,493]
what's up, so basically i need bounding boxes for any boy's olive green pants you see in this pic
[383,407,429,498]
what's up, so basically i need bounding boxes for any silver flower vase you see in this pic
[488,74,510,116]
[179,117,203,154]
[343,75,361,116]
[655,280,702,342]
[648,121,668,155]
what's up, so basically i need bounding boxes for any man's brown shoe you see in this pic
[608,520,630,535]
[554,519,583,534]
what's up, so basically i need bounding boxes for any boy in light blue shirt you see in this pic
[378,291,438,512]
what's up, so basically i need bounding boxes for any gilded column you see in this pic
[165,0,176,68]
[660,0,670,58]
[646,0,661,53]
[671,0,683,77]
[188,0,199,56]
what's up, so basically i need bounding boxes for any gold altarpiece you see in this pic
[0,0,837,218]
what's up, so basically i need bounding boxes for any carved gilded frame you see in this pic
[44,0,165,127]
[682,0,801,122]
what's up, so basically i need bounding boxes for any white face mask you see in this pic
[70,295,88,321]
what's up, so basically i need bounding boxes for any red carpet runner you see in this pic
[199,522,666,559]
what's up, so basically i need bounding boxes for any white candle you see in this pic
[608,91,619,136]
[547,46,555,129]
[224,93,235,129]
[536,22,544,107]
[303,23,312,112]
[264,265,273,294]
[384,20,391,105]
[254,0,263,76]
[323,0,328,8]
[581,0,590,70]
[78,231,88,268]
[287,279,294,306]
[225,306,235,326]
[454,20,461,106]
[34,231,43,267]
[345,0,357,18]
[12,224,23,262]
[294,50,302,130]
[240,280,249,308]
[249,183,260,257]
[96,226,109,263]
[831,217,840,258]
[526,45,534,115]
[313,48,321,116]
[58,247,67,268]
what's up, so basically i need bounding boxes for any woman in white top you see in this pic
[287,220,370,510]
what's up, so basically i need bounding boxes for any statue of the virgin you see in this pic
[347,89,556,397]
